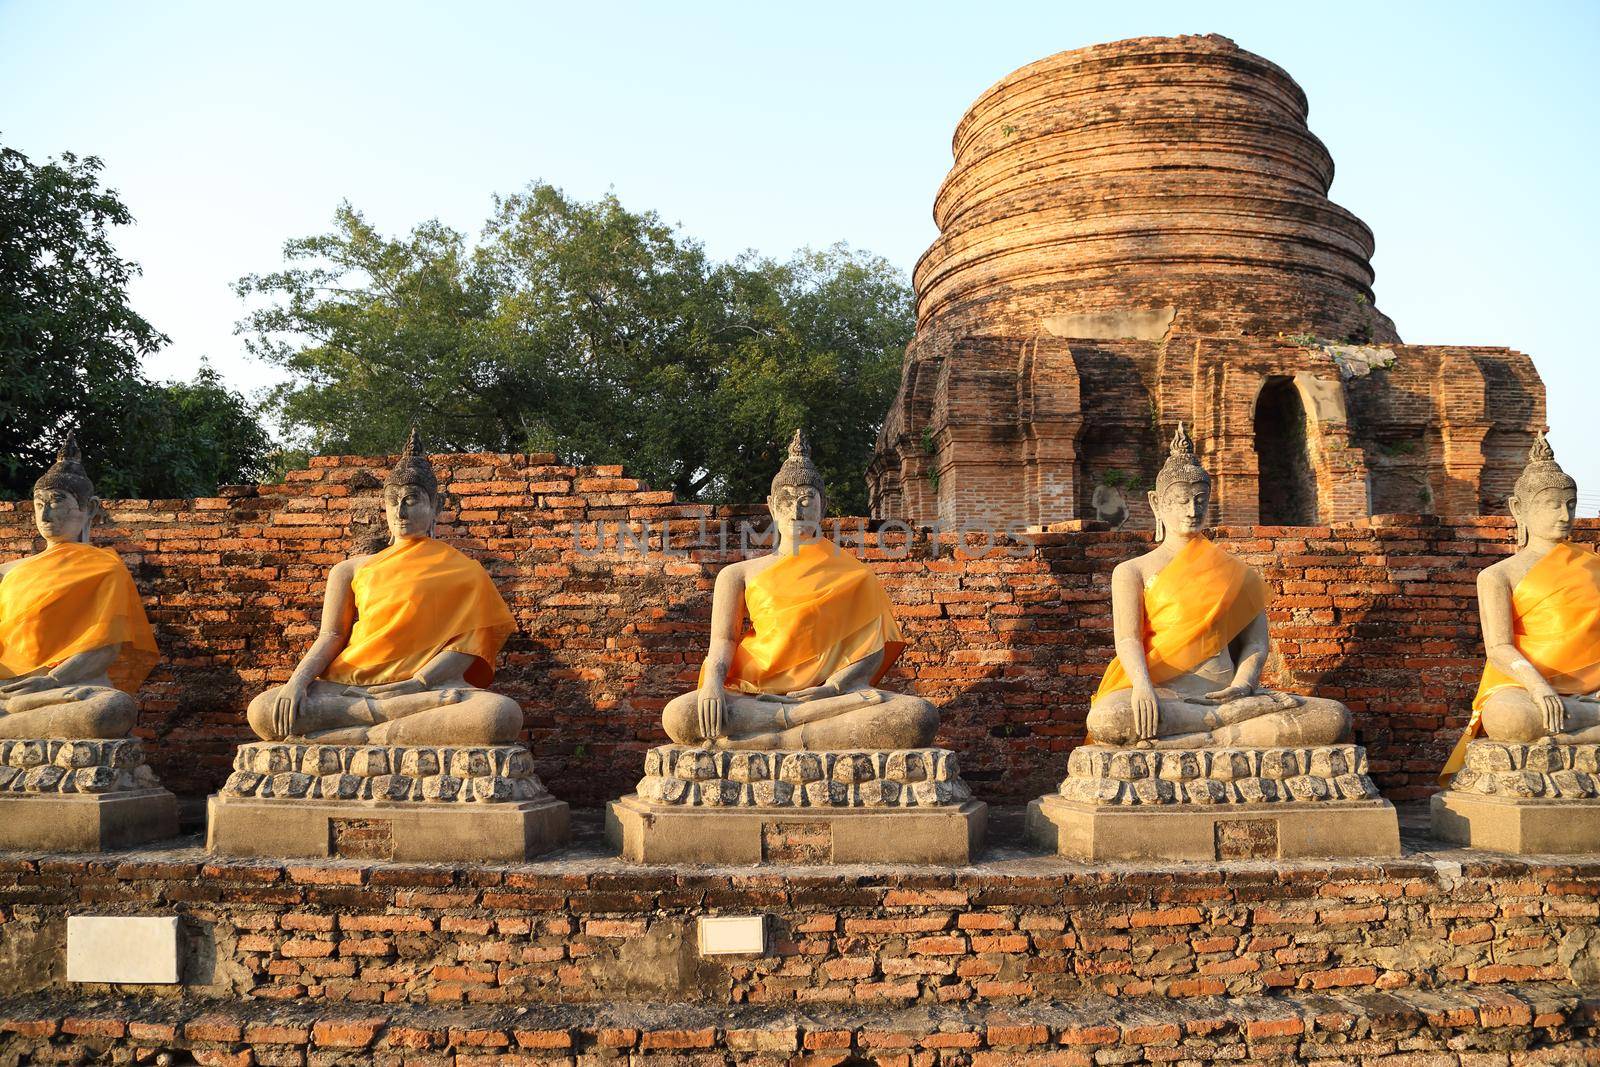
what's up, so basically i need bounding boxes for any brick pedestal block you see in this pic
[1432,740,1600,854]
[1431,792,1600,855]
[0,738,178,851]
[207,794,569,862]
[208,742,569,861]
[0,789,178,851]
[1029,744,1400,860]
[1028,794,1399,861]
[608,746,986,864]
[607,795,987,864]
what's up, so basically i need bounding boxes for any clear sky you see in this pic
[3,0,1596,509]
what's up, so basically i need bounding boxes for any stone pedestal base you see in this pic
[1027,794,1399,861]
[1429,792,1600,855]
[607,746,986,864]
[0,789,179,851]
[1029,743,1400,860]
[0,738,178,851]
[607,795,986,864]
[207,742,569,861]
[207,794,569,862]
[1431,740,1600,854]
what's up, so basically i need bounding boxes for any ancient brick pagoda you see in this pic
[870,34,1546,529]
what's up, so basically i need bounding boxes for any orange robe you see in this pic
[324,536,514,689]
[1093,536,1269,703]
[1440,541,1600,780]
[705,539,905,695]
[0,542,158,694]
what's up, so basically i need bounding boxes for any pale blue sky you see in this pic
[3,0,1596,508]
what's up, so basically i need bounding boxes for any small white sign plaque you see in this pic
[697,915,766,956]
[66,916,181,984]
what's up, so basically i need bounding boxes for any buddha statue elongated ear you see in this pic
[1510,431,1575,548]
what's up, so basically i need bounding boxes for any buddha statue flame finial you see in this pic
[1514,431,1574,500]
[771,428,825,497]
[384,425,438,497]
[1154,421,1210,495]
[34,431,95,505]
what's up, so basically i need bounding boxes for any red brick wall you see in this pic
[2,453,1588,806]
[2,853,1597,1006]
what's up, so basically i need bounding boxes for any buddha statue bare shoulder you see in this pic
[1084,425,1352,749]
[245,429,523,746]
[660,431,938,751]
[0,435,158,740]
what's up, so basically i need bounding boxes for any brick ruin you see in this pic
[869,35,1546,529]
[0,451,1590,809]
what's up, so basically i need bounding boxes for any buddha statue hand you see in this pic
[758,682,843,703]
[0,674,64,697]
[1130,683,1159,741]
[697,680,726,742]
[271,680,308,740]
[1531,682,1565,734]
[1196,684,1255,705]
[362,677,429,699]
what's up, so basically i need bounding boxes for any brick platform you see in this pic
[1,819,1597,1061]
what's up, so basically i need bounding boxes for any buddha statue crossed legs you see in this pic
[661,431,938,751]
[245,430,523,745]
[0,435,158,739]
[1085,425,1352,749]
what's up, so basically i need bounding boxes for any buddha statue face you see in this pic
[32,486,96,544]
[1510,485,1576,546]
[769,482,824,529]
[383,483,439,541]
[1149,477,1210,540]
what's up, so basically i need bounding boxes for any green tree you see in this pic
[0,141,271,498]
[237,184,911,513]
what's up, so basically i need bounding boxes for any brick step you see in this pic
[2,985,1597,1065]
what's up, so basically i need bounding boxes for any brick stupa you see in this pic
[870,35,1545,529]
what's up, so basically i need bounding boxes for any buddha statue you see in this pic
[661,430,938,750]
[1084,425,1353,748]
[1441,434,1600,776]
[0,435,159,739]
[245,429,523,745]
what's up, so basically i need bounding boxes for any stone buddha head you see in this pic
[1149,423,1211,541]
[768,429,825,531]
[33,433,100,545]
[383,427,441,542]
[1508,432,1576,548]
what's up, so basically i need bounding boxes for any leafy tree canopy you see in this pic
[237,184,911,513]
[0,141,272,499]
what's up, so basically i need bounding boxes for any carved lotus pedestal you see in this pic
[1027,745,1399,861]
[606,746,987,865]
[0,738,178,851]
[207,743,569,862]
[1431,740,1600,855]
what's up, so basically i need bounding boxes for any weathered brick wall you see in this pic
[1,986,1596,1065]
[2,452,1590,806]
[4,986,1596,1065]
[1,852,1597,1006]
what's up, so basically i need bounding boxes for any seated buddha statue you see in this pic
[0,435,158,739]
[661,431,938,751]
[1084,425,1353,749]
[1441,434,1600,777]
[245,429,523,745]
